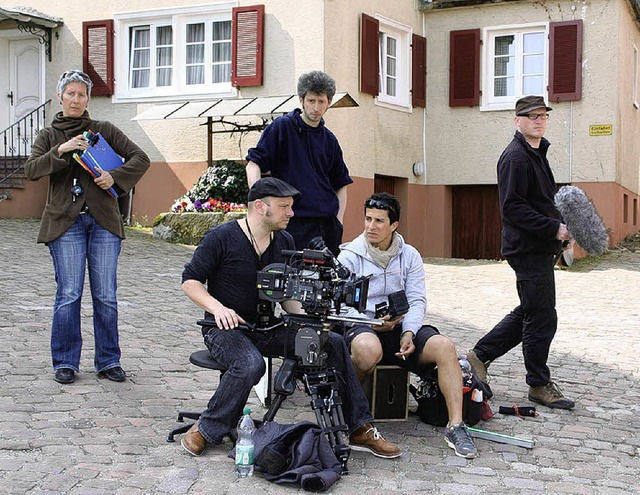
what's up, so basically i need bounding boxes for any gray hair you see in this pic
[297,71,336,101]
[57,70,93,97]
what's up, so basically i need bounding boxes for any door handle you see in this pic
[7,91,13,106]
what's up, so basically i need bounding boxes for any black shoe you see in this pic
[54,368,75,384]
[98,366,126,382]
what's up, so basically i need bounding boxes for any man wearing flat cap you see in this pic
[467,96,575,410]
[180,177,401,459]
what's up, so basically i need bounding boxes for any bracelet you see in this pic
[401,331,414,340]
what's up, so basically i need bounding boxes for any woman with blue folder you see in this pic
[25,70,150,384]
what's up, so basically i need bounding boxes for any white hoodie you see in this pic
[337,232,427,336]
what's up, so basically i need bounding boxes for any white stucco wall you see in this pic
[423,0,624,187]
[323,0,427,182]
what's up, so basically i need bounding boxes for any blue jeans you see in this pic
[199,326,374,444]
[48,212,122,372]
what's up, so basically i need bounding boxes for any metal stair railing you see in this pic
[0,100,51,186]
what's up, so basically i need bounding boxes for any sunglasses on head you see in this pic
[364,198,398,218]
[61,70,92,84]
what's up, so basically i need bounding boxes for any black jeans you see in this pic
[474,253,557,387]
[286,216,344,256]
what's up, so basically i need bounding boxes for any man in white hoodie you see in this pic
[337,193,477,459]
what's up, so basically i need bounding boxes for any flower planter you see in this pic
[152,211,246,245]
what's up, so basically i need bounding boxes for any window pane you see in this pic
[132,69,149,88]
[133,49,150,69]
[495,35,514,56]
[212,64,231,83]
[494,77,514,97]
[387,56,396,77]
[494,56,514,77]
[133,27,150,48]
[523,32,544,53]
[523,54,544,75]
[157,26,172,45]
[187,45,204,64]
[523,75,544,94]
[387,37,396,58]
[156,68,172,86]
[187,66,204,85]
[386,76,396,97]
[157,47,172,66]
[213,43,231,63]
[212,20,231,41]
[187,23,205,42]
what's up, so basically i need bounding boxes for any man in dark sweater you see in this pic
[467,96,575,410]
[180,177,401,459]
[246,71,352,256]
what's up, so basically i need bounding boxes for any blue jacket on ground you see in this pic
[230,420,342,492]
[246,109,352,218]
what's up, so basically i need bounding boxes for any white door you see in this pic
[7,38,42,156]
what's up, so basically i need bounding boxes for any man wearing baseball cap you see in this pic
[179,177,401,459]
[467,96,575,410]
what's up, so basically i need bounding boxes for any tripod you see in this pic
[262,316,351,474]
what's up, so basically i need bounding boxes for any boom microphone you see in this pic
[554,185,609,255]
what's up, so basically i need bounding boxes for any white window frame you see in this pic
[114,3,237,103]
[374,15,412,112]
[633,45,639,109]
[481,23,548,112]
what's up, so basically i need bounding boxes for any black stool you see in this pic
[167,349,274,442]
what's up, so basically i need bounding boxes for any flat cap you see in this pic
[248,177,301,202]
[515,95,552,116]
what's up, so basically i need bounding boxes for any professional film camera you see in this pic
[255,239,385,473]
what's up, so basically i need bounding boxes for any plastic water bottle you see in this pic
[458,356,473,385]
[235,407,255,477]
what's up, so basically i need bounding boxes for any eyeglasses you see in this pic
[523,113,550,121]
[364,198,397,217]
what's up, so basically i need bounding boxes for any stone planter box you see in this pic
[152,211,246,245]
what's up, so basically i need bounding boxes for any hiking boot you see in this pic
[444,423,478,459]
[467,350,493,399]
[349,423,402,458]
[528,381,575,409]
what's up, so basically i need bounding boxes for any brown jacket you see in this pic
[25,111,150,243]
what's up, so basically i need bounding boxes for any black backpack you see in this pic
[410,362,492,427]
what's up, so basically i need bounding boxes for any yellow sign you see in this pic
[589,124,613,136]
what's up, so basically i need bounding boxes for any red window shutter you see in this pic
[232,5,265,87]
[360,13,379,96]
[449,29,480,107]
[83,20,114,97]
[412,33,427,108]
[548,20,583,102]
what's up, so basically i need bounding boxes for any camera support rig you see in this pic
[262,314,351,472]
[255,245,381,474]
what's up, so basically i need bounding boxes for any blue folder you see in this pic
[74,132,124,198]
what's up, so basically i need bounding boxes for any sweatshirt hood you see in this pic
[286,108,326,133]
[339,232,406,264]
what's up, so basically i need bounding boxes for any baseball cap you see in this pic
[515,95,553,116]
[247,177,301,202]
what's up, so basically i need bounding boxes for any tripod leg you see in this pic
[304,370,351,474]
[263,358,297,424]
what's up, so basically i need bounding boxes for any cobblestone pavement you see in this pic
[1,218,638,495]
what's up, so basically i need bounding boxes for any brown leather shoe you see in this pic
[181,422,207,456]
[349,423,402,458]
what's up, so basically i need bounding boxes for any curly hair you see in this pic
[297,71,336,101]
